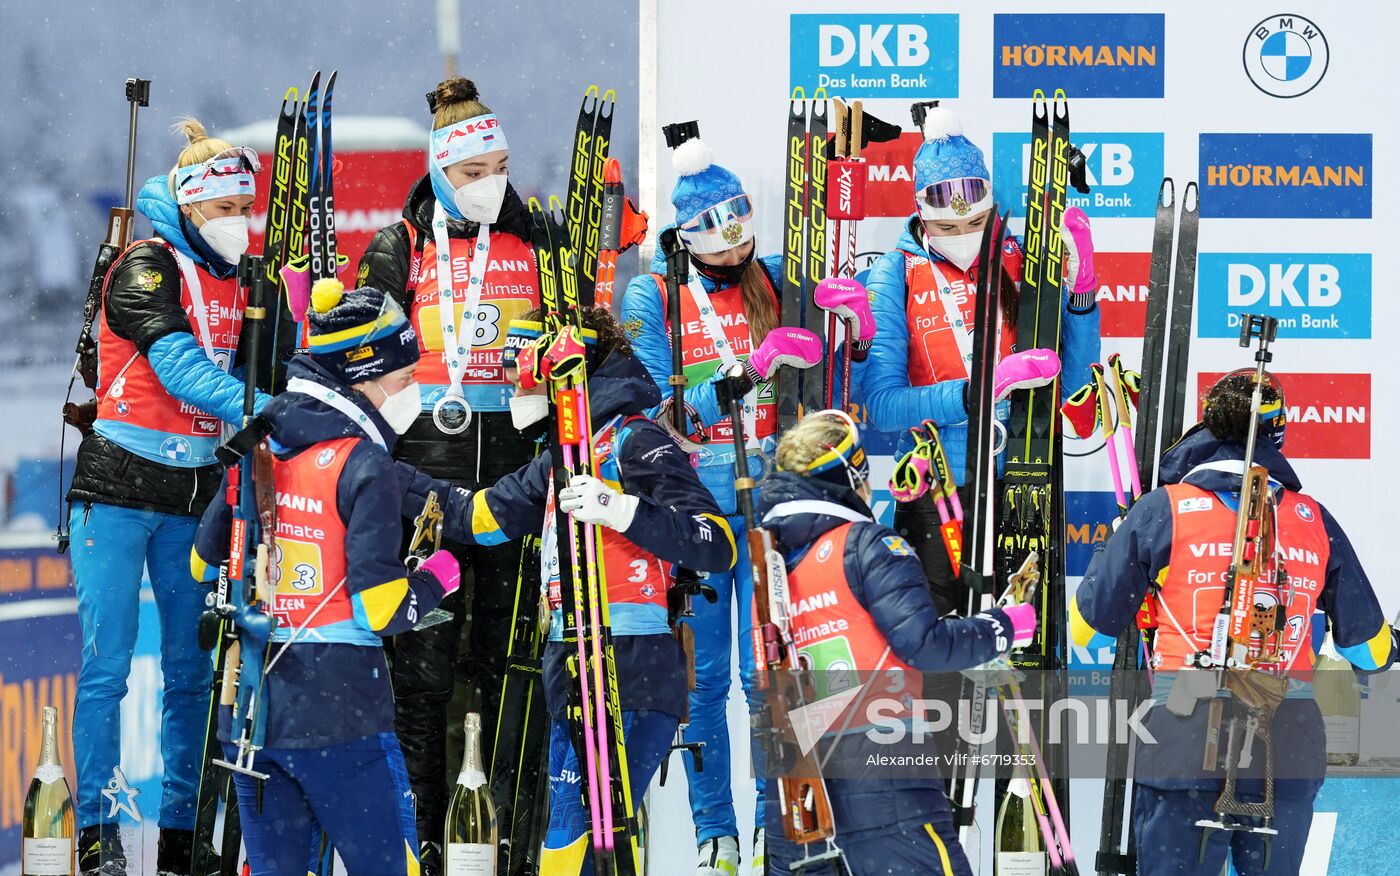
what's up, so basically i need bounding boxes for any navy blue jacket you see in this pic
[1073,426,1395,797]
[756,472,1014,836]
[191,357,448,748]
[397,349,736,719]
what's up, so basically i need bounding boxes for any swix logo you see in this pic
[1093,252,1151,337]
[1199,134,1371,218]
[182,186,205,198]
[1198,372,1370,459]
[1197,253,1370,339]
[992,132,1163,218]
[790,14,959,97]
[993,14,1165,97]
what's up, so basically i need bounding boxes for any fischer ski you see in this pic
[565,86,614,308]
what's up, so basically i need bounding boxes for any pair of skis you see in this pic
[822,98,866,410]
[530,196,642,874]
[1091,177,1199,876]
[566,86,615,310]
[277,70,345,357]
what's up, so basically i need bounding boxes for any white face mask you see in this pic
[194,209,251,263]
[376,381,423,435]
[927,229,982,272]
[453,174,508,223]
[509,392,549,430]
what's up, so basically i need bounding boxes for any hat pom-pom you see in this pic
[921,106,964,142]
[311,278,345,314]
[672,138,714,177]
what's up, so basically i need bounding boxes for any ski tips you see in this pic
[1158,177,1175,208]
[281,86,299,106]
[790,86,806,101]
[1182,180,1199,213]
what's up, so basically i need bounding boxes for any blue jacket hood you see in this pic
[262,357,400,454]
[136,175,235,276]
[588,349,663,426]
[1158,424,1302,494]
[755,470,873,561]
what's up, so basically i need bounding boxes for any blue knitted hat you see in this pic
[307,280,420,384]
[670,139,747,226]
[912,106,991,194]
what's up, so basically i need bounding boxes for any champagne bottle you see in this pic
[23,706,75,876]
[444,712,497,875]
[994,770,1045,876]
[1317,631,1362,766]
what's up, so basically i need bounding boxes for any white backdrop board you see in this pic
[639,1,1397,872]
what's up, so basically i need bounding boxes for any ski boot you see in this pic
[77,824,126,876]
[697,835,740,876]
[750,827,766,876]
[419,840,444,876]
[157,827,199,876]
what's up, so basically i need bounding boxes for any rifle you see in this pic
[715,365,844,872]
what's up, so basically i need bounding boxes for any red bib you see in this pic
[651,274,777,444]
[1154,482,1329,675]
[903,241,1020,387]
[96,240,245,445]
[269,438,358,633]
[781,523,921,724]
[405,222,539,391]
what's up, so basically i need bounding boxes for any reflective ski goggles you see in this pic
[804,409,870,494]
[916,177,993,221]
[174,146,261,205]
[677,194,756,255]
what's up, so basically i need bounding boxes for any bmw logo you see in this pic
[316,448,337,469]
[115,401,130,416]
[159,437,193,461]
[1243,15,1329,98]
[817,539,833,562]
[1295,502,1314,522]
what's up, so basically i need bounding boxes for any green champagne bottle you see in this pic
[994,770,1045,876]
[23,706,75,876]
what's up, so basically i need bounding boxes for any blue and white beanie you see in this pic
[670,139,747,226]
[912,106,992,213]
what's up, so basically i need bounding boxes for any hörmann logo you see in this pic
[790,14,959,98]
[1197,253,1371,339]
[1200,133,1371,218]
[992,132,1163,219]
[1244,15,1329,98]
[993,14,1164,98]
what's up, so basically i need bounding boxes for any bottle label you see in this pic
[456,768,487,791]
[23,837,74,875]
[995,850,1046,875]
[34,765,65,785]
[1324,715,1360,754]
[1007,776,1032,798]
[445,841,495,874]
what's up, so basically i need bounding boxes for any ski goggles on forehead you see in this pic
[677,195,756,255]
[806,409,870,492]
[917,177,993,221]
[175,147,261,205]
[431,114,510,170]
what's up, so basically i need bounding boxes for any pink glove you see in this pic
[814,278,875,343]
[1060,206,1096,309]
[418,550,461,598]
[746,327,824,382]
[1002,603,1038,650]
[994,349,1061,403]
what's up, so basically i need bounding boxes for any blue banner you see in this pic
[791,13,960,98]
[992,13,1165,98]
[992,132,1163,219]
[1199,133,1372,219]
[1197,252,1372,339]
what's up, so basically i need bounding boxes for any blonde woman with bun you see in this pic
[757,411,1035,876]
[356,76,541,871]
[66,118,270,875]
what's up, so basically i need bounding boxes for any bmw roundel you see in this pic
[159,437,193,462]
[316,448,338,469]
[1243,15,1329,98]
[1295,502,1314,522]
[115,401,130,416]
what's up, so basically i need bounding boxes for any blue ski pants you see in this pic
[226,733,418,876]
[680,512,765,843]
[1133,785,1314,876]
[70,501,209,831]
[542,709,676,872]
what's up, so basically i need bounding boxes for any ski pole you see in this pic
[1091,364,1128,514]
[1106,354,1143,501]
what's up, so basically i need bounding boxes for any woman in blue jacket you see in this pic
[862,105,1101,615]
[618,136,822,875]
[66,118,273,876]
